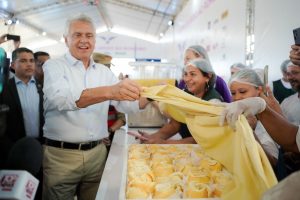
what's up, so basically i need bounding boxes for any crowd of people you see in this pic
[0,13,299,200]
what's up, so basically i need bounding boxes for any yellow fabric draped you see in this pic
[141,85,277,200]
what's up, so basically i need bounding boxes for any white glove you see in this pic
[219,97,266,129]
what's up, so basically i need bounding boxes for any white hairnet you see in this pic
[229,69,263,87]
[187,58,216,88]
[230,62,247,70]
[187,45,211,64]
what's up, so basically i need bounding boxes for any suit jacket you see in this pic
[1,77,44,144]
[273,79,295,104]
[0,77,44,169]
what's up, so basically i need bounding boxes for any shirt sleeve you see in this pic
[261,171,300,200]
[215,76,232,103]
[255,121,279,158]
[43,59,82,111]
[296,126,300,151]
[111,100,140,114]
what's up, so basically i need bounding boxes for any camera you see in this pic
[6,34,20,42]
[293,27,300,45]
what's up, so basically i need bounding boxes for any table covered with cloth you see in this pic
[141,85,277,200]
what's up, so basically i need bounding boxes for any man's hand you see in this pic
[290,45,300,66]
[137,130,166,144]
[219,97,266,129]
[260,85,283,115]
[110,79,142,101]
[0,34,21,50]
[13,40,21,49]
[102,137,111,146]
[0,34,8,44]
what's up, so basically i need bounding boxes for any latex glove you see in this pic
[219,97,266,129]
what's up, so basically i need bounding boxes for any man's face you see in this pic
[12,52,35,81]
[35,55,49,82]
[287,65,300,92]
[65,20,95,63]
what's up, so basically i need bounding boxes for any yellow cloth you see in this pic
[141,85,277,200]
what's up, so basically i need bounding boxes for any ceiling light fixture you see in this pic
[168,20,174,26]
[5,19,12,25]
[4,18,19,26]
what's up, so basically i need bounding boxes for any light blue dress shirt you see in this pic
[15,76,40,138]
[43,51,139,143]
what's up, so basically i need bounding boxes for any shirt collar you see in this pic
[65,51,96,69]
[14,76,36,85]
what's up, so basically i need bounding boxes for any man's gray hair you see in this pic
[63,14,96,36]
[280,59,293,73]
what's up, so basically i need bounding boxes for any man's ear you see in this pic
[10,62,16,70]
[64,36,69,47]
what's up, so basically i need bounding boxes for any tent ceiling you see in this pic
[0,0,188,47]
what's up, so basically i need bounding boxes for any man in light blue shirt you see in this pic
[15,77,39,138]
[42,14,150,200]
[13,48,40,138]
[0,47,44,168]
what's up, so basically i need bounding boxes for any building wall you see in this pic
[254,0,300,82]
[162,0,246,81]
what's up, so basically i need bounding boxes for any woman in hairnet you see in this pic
[218,46,300,200]
[228,69,279,167]
[219,89,300,200]
[230,62,247,76]
[139,58,223,144]
[183,45,232,103]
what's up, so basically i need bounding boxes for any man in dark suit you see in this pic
[0,47,44,168]
[272,59,295,103]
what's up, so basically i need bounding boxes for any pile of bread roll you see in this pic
[126,144,233,199]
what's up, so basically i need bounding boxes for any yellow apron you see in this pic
[141,85,277,200]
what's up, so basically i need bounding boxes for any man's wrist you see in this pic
[108,127,114,133]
